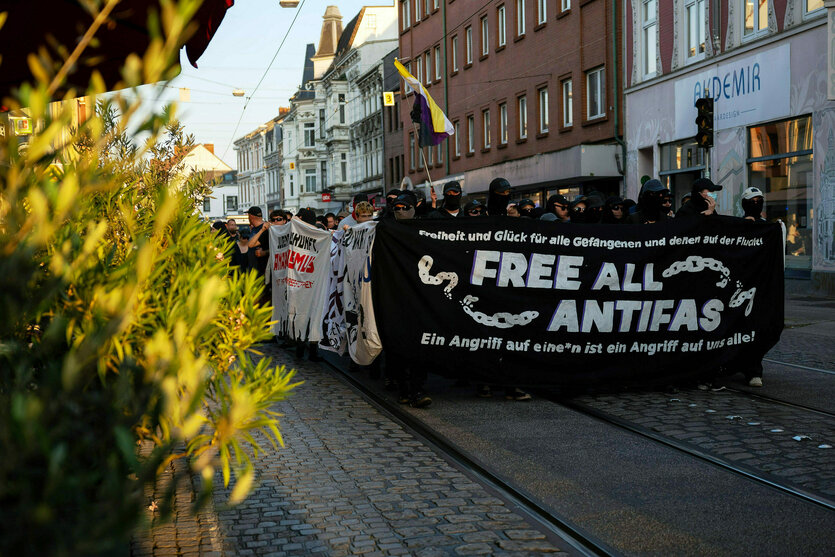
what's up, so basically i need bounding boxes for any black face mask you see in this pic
[641,193,664,219]
[742,197,764,218]
[519,206,535,218]
[444,196,461,210]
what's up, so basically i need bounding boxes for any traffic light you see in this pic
[695,97,714,149]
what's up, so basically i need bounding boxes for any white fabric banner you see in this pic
[320,222,350,355]
[268,219,332,342]
[342,221,382,365]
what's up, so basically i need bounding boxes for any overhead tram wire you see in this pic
[221,0,310,162]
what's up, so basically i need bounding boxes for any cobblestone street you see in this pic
[206,344,566,556]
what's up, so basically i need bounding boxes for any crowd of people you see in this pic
[209,174,771,409]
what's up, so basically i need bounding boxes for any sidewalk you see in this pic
[134,343,569,556]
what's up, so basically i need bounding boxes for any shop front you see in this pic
[626,24,835,291]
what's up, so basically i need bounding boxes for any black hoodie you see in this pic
[487,178,512,216]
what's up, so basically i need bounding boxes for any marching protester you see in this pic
[676,177,721,218]
[730,186,772,388]
[626,179,672,224]
[292,208,323,362]
[487,177,512,216]
[570,194,604,224]
[661,190,675,218]
[246,207,272,305]
[414,188,432,218]
[324,212,338,230]
[378,189,402,220]
[463,199,487,217]
[225,218,248,270]
[516,199,537,218]
[427,182,463,218]
[545,194,571,223]
[601,196,627,224]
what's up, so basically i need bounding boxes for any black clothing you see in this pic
[247,223,270,276]
[676,198,720,219]
[225,230,247,270]
[487,178,512,216]
[426,208,460,218]
[625,210,672,225]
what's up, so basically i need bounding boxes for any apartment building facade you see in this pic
[398,0,625,205]
[624,0,833,290]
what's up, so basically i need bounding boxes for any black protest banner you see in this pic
[371,216,784,388]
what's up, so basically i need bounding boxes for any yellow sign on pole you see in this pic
[383,92,395,106]
[289,162,295,170]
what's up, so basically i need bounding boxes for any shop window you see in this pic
[748,116,814,271]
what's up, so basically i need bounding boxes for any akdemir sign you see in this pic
[675,44,790,140]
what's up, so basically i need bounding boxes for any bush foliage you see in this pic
[0,2,297,553]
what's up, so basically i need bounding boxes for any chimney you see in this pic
[204,143,214,154]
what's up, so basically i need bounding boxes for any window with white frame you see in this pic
[807,0,824,14]
[402,0,411,29]
[498,5,507,47]
[454,121,461,156]
[562,79,573,127]
[416,56,423,83]
[427,141,434,165]
[538,87,549,133]
[482,109,491,148]
[519,0,527,35]
[586,66,605,120]
[321,160,328,189]
[424,0,431,18]
[425,52,432,85]
[642,0,657,76]
[415,0,421,22]
[289,173,295,197]
[562,0,570,11]
[499,102,508,145]
[434,0,439,9]
[481,16,489,56]
[518,95,527,139]
[537,0,546,25]
[409,133,416,170]
[686,0,706,59]
[434,46,442,80]
[226,196,237,212]
[339,94,346,123]
[202,198,211,212]
[467,115,475,153]
[305,168,316,192]
[341,153,347,182]
[304,122,315,146]
[743,0,768,37]
[466,26,473,64]
[451,36,459,71]
[436,142,443,165]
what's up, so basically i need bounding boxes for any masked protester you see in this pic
[463,199,487,217]
[413,188,431,218]
[379,189,402,220]
[517,199,536,218]
[725,186,770,389]
[661,190,674,218]
[570,196,588,223]
[622,198,637,216]
[583,191,606,223]
[676,177,721,218]
[627,179,673,224]
[546,194,571,223]
[487,177,512,216]
[428,181,463,217]
[601,196,626,224]
[741,187,765,221]
[392,194,417,220]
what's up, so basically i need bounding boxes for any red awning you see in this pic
[0,0,234,100]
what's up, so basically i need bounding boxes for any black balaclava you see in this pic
[380,189,402,219]
[742,197,764,219]
[601,196,625,224]
[487,177,512,216]
[297,208,317,226]
[444,195,461,211]
[517,199,535,218]
[413,189,430,217]
[584,191,606,224]
[640,191,665,221]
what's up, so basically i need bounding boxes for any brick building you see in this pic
[398,0,625,205]
[624,0,833,290]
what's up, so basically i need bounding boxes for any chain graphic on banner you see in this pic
[460,295,539,329]
[662,255,731,287]
[419,256,539,328]
[418,255,458,299]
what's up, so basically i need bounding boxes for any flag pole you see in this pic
[411,120,434,189]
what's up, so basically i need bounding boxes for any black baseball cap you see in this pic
[443,181,462,195]
[247,206,263,217]
[692,178,722,192]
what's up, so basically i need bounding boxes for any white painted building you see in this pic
[176,143,234,220]
[234,127,267,215]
